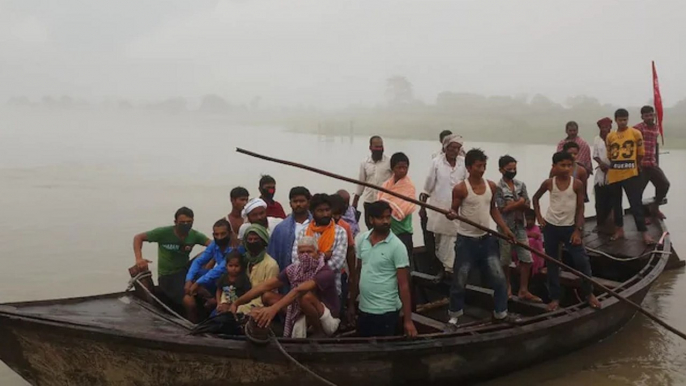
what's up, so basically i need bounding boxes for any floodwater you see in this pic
[1,108,685,385]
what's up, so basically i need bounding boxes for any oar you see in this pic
[235,147,686,341]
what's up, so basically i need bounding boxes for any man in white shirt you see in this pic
[420,134,467,271]
[593,117,613,230]
[237,198,283,240]
[352,136,392,229]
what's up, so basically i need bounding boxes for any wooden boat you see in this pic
[0,213,674,386]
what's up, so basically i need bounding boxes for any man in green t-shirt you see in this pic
[133,207,210,306]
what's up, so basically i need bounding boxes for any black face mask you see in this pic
[177,223,192,234]
[371,150,383,160]
[315,216,332,226]
[246,242,263,254]
[504,171,517,180]
[215,237,230,248]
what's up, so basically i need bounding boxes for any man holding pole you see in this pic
[445,149,515,326]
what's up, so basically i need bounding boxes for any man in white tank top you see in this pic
[445,149,516,327]
[533,151,601,311]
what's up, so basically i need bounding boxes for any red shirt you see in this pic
[633,122,659,167]
[264,199,287,219]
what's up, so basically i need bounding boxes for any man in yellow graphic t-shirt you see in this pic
[606,109,654,244]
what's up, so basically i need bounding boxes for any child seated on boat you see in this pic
[230,236,341,338]
[215,251,251,315]
[524,209,545,275]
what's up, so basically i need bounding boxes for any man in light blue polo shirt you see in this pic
[349,201,417,337]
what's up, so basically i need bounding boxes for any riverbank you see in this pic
[285,115,686,149]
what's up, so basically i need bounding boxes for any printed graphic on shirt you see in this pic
[609,138,642,169]
[606,128,644,184]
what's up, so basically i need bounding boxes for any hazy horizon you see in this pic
[1,0,684,109]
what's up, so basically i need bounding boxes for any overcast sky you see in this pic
[1,0,684,108]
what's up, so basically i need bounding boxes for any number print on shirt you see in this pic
[620,140,635,159]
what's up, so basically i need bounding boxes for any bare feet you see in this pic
[610,228,625,241]
[518,291,542,303]
[643,232,657,246]
[656,210,666,220]
[546,300,560,312]
[587,294,601,309]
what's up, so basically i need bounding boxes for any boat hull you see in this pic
[0,284,655,386]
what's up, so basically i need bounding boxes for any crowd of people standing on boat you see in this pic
[131,104,669,337]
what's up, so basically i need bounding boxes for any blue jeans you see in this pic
[449,235,508,318]
[543,225,593,300]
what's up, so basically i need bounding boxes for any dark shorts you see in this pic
[357,310,400,337]
[158,270,187,306]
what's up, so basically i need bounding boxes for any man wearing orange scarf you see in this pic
[291,194,348,296]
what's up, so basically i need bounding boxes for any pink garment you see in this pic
[283,253,326,338]
[526,225,545,275]
[378,176,417,221]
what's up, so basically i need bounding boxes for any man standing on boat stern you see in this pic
[350,201,417,337]
[422,134,467,272]
[352,136,392,230]
[532,151,601,311]
[592,118,613,230]
[556,121,593,175]
[606,109,654,245]
[634,105,670,220]
[133,207,211,306]
[445,149,515,327]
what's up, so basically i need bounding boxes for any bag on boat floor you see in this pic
[190,313,243,336]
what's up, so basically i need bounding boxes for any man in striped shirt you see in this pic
[557,121,593,175]
[634,105,669,220]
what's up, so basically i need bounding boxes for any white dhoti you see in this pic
[435,234,457,271]
[426,198,459,271]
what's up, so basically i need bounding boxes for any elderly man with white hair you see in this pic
[237,198,283,240]
[231,236,341,338]
[420,134,468,272]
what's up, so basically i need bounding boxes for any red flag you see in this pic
[652,61,664,144]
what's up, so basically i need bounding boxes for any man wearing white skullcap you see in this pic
[419,134,467,272]
[237,198,283,240]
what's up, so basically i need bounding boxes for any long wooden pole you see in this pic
[236,147,686,341]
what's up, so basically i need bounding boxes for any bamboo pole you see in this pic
[235,147,686,341]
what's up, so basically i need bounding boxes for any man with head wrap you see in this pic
[420,134,468,272]
[235,223,280,314]
[237,198,283,240]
